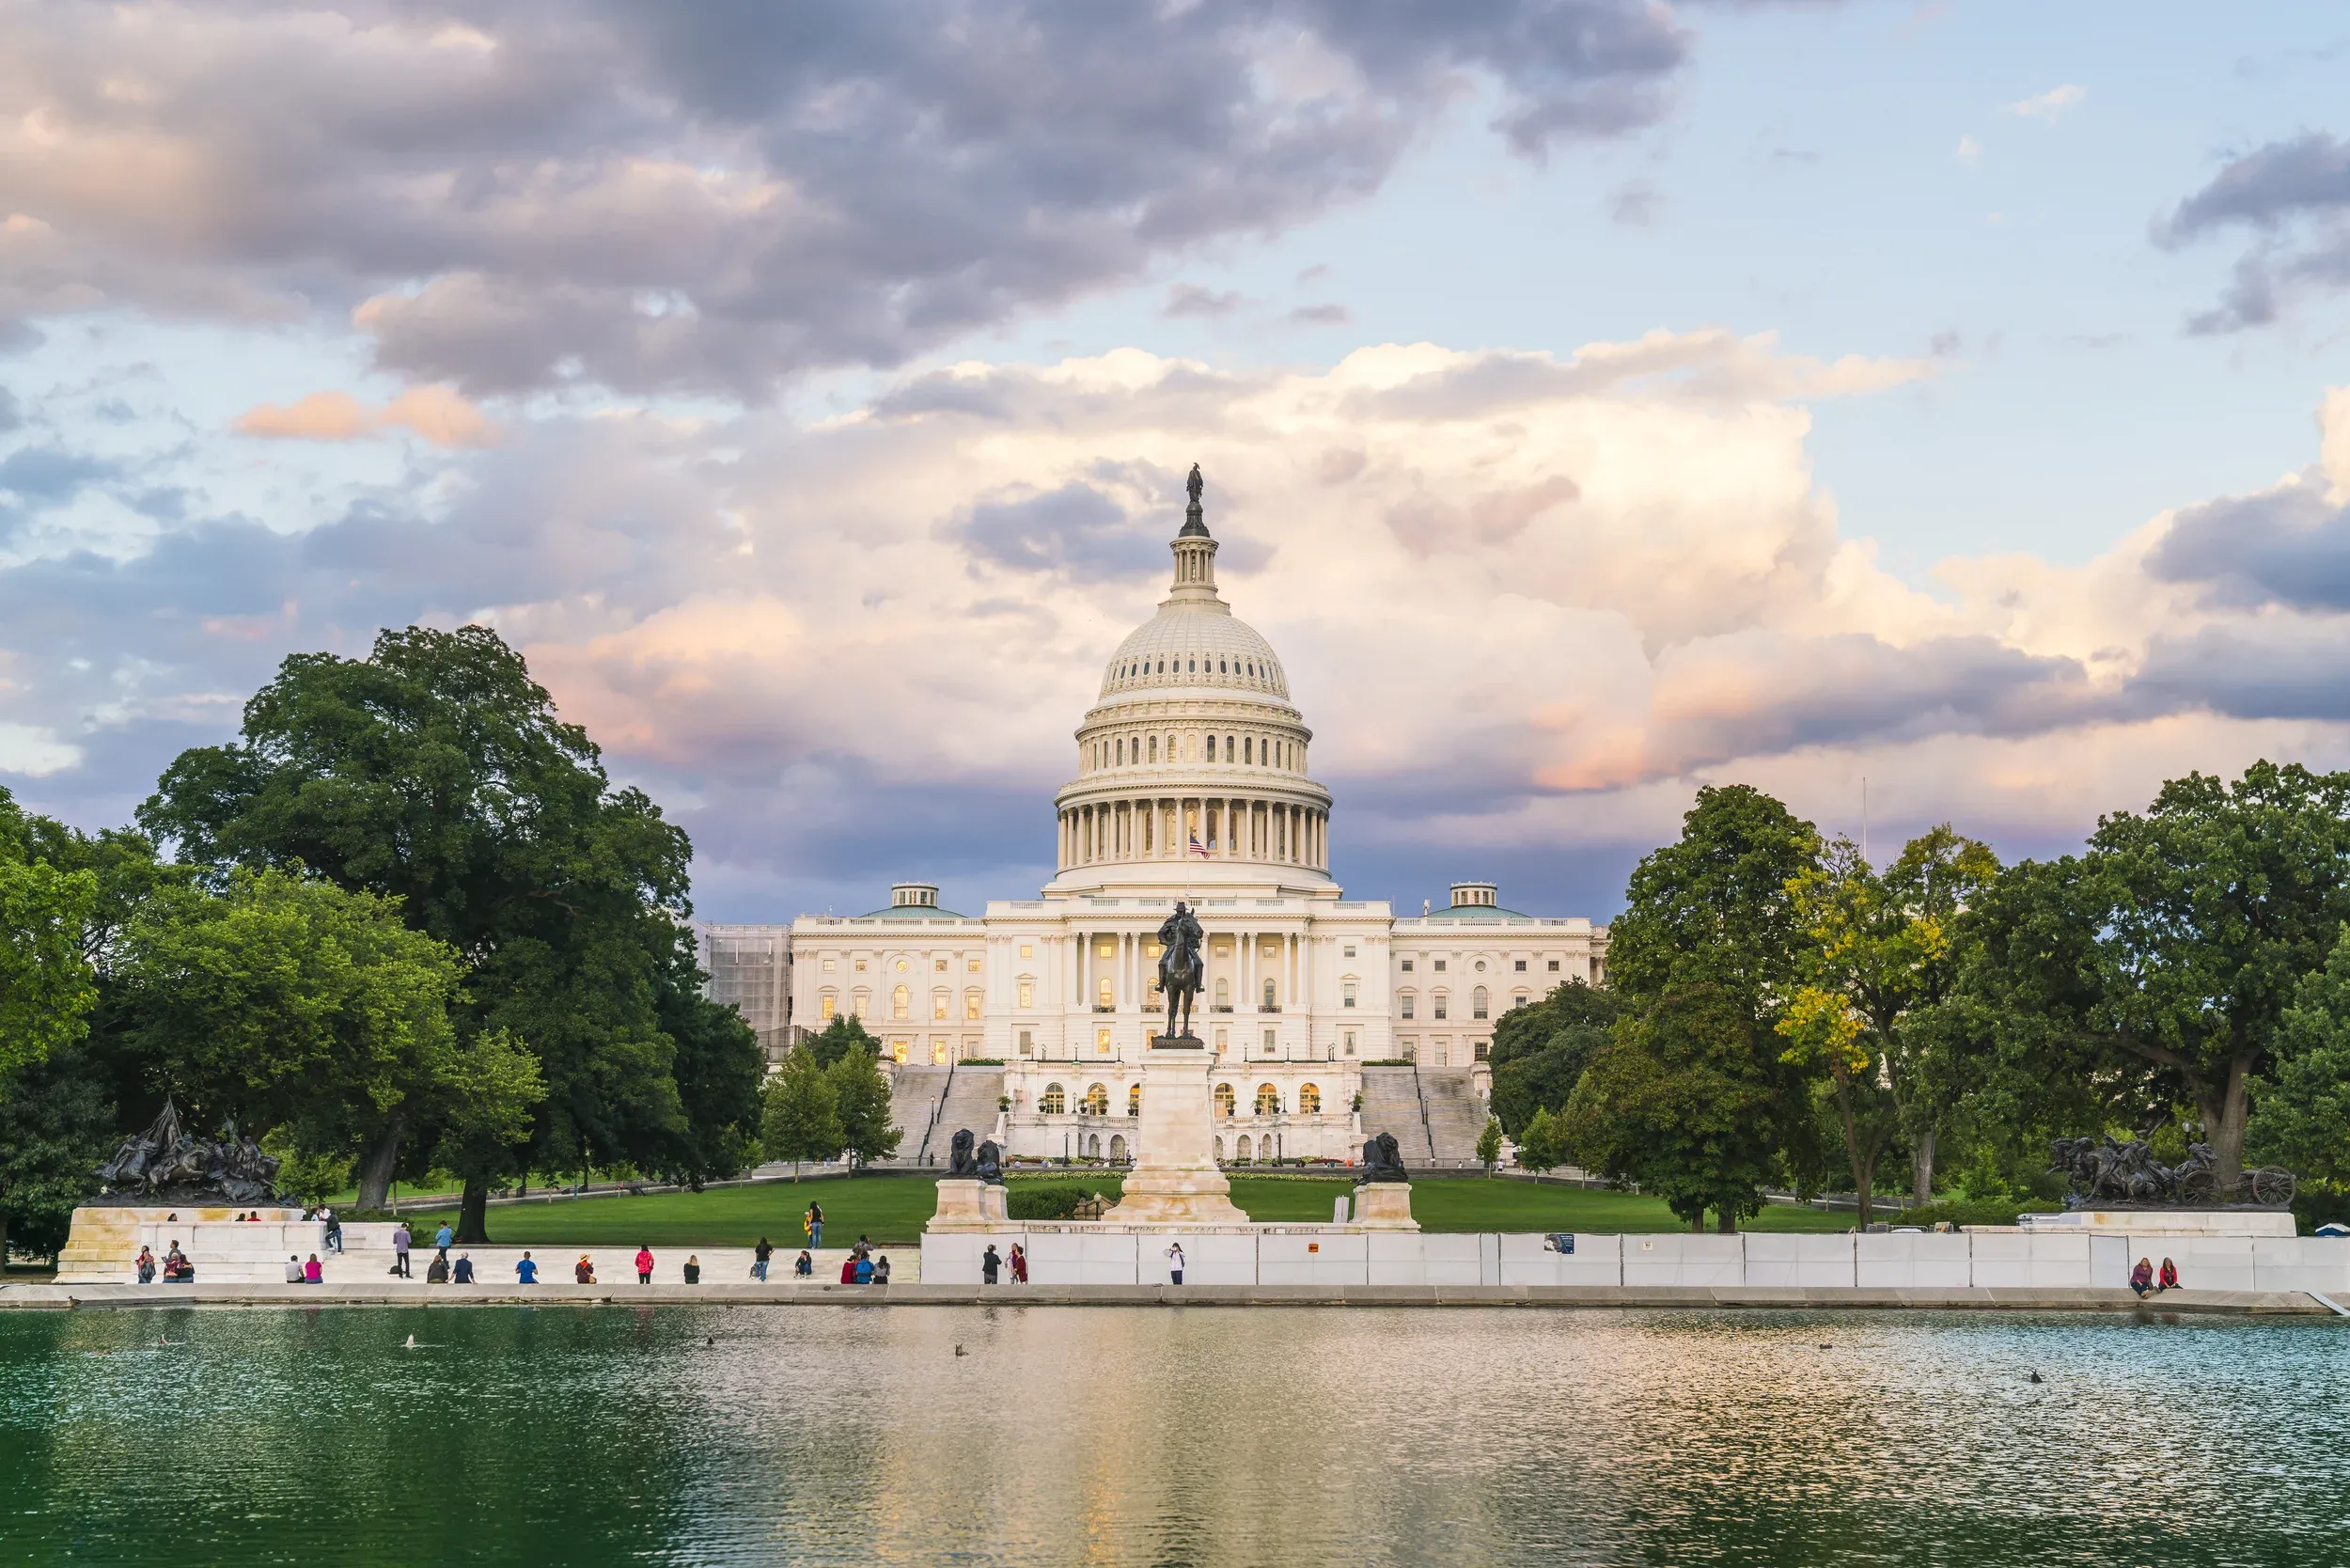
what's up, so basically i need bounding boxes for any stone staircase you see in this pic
[1357,1066,1435,1164]
[928,1065,1007,1161]
[1418,1068,1491,1167]
[884,1065,953,1165]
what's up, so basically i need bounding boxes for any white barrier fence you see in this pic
[919,1228,2350,1292]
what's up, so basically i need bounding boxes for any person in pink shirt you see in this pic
[634,1246,655,1284]
[304,1255,322,1283]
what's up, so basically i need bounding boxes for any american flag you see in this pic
[1187,831,1211,858]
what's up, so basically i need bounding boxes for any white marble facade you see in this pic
[786,490,1608,1164]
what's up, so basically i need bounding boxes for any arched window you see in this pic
[820,993,837,1021]
[1214,1082,1235,1118]
[1255,1084,1281,1115]
[1237,1135,1253,1162]
[1225,734,1235,759]
[1244,736,1252,762]
[1214,977,1230,1008]
[1399,990,1415,1020]
[1149,735,1158,762]
[1128,1084,1142,1117]
[1207,734,1216,760]
[1116,737,1124,764]
[1472,985,1489,1020]
[965,990,982,1021]
[1261,978,1276,1010]
[1083,1083,1109,1116]
[1299,1083,1322,1114]
[1097,975,1114,1008]
[932,989,949,1020]
[1042,1082,1066,1114]
[892,984,910,1020]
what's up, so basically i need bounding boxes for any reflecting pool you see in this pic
[3,1306,2343,1565]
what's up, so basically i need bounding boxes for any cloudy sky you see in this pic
[6,1,2350,923]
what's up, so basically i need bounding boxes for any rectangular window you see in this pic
[1401,995,1415,1019]
[1342,980,1357,1009]
[1018,1029,1034,1056]
[1514,959,1527,971]
[1401,959,1414,972]
[1097,1028,1113,1054]
[1098,943,1114,957]
[1020,944,1034,958]
[1262,1028,1277,1050]
[1434,960,1447,972]
[822,957,837,973]
[965,993,981,1021]
[1474,1040,1490,1061]
[1017,980,1035,1008]
[933,994,948,1020]
[1548,959,1561,971]
[820,996,836,1020]
[854,959,868,971]
[1343,945,1355,958]
[1434,996,1449,1020]
[968,957,981,972]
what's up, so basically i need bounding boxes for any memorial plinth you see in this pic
[1353,1183,1419,1231]
[928,1179,1009,1232]
[1103,1034,1251,1225]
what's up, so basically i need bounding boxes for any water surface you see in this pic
[2,1306,2342,1565]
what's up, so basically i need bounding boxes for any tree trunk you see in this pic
[2201,1056,2256,1194]
[1716,1209,1737,1234]
[1852,1150,1878,1231]
[1910,1125,1937,1208]
[354,1118,405,1212]
[1829,1067,1878,1230]
[1689,1211,1705,1233]
[456,1175,492,1245]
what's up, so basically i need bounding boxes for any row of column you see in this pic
[1060,796,1326,871]
[1071,929,1314,1017]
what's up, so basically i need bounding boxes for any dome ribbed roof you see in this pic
[1099,609,1289,702]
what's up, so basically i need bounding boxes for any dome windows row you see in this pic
[1084,729,1303,774]
[1106,651,1284,694]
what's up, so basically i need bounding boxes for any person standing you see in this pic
[515,1252,539,1285]
[980,1245,1001,1285]
[752,1237,774,1282]
[634,1245,655,1284]
[806,1201,823,1249]
[321,1207,342,1253]
[1009,1243,1028,1284]
[434,1222,454,1253]
[391,1222,412,1278]
[1165,1241,1185,1285]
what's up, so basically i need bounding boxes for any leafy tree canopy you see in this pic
[1489,980,1625,1136]
[0,787,101,1079]
[2250,924,2350,1189]
[803,1012,881,1068]
[1606,784,1821,1019]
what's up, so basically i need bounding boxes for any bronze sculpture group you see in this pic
[95,1098,282,1205]
[2048,1136,2295,1208]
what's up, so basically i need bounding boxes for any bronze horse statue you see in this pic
[1157,900,1204,1039]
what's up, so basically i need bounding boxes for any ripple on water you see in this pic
[1,1307,2343,1567]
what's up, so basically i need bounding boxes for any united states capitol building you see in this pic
[702,483,1607,1166]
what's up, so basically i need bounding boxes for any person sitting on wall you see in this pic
[2158,1257,2180,1292]
[2130,1257,2155,1296]
[574,1254,596,1284]
[838,1253,858,1284]
[304,1254,323,1283]
[452,1253,475,1285]
[794,1250,813,1278]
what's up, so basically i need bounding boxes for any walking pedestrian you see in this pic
[321,1207,343,1253]
[515,1251,539,1284]
[752,1236,774,1282]
[390,1223,412,1278]
[634,1245,655,1284]
[1165,1241,1185,1285]
[434,1222,454,1252]
[1009,1243,1028,1283]
[806,1201,823,1248]
[981,1245,1001,1285]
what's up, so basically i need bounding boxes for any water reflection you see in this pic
[2,1307,2343,1566]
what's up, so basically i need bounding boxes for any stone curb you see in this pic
[0,1282,2331,1315]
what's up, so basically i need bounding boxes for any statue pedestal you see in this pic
[1353,1183,1419,1231]
[1104,1037,1249,1225]
[927,1179,1009,1232]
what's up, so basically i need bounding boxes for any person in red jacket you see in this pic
[838,1253,857,1284]
[634,1246,655,1284]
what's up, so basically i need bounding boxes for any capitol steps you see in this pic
[883,1065,953,1164]
[1418,1069,1491,1167]
[930,1066,1006,1156]
[1357,1066,1435,1164]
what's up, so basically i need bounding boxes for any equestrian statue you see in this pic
[1157,900,1204,1040]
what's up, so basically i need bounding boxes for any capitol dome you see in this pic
[1049,474,1332,891]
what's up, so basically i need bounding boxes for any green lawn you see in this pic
[402,1173,1862,1247]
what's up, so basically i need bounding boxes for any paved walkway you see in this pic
[1,1281,2334,1314]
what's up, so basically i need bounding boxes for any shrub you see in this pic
[1007,1184,1103,1221]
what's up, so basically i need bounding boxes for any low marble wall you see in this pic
[919,1227,2350,1291]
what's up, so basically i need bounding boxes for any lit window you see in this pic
[1042,1083,1066,1115]
[933,991,948,1021]
[1299,1083,1321,1114]
[895,959,908,973]
[1098,977,1114,1007]
[1214,1083,1235,1118]
[892,985,910,1020]
[822,957,837,973]
[854,959,868,972]
[1128,1084,1142,1118]
[935,957,948,972]
[1084,1083,1109,1115]
[968,957,981,973]
[1255,1084,1281,1115]
[965,991,982,1021]
[1017,979,1035,1008]
[932,1039,948,1065]
[820,995,837,1021]
[1098,942,1114,957]
[1096,1028,1113,1054]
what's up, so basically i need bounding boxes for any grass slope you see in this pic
[401,1174,1860,1248]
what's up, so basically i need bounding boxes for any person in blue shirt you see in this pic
[854,1254,874,1284]
[434,1222,454,1251]
[515,1252,539,1285]
[453,1253,476,1284]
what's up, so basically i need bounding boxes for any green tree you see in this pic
[649,933,764,1188]
[1515,1105,1563,1172]
[118,869,542,1215]
[1968,761,2350,1190]
[1560,985,1796,1232]
[1488,980,1625,1136]
[802,1012,880,1067]
[1606,784,1822,1019]
[0,1042,116,1262]
[1475,1114,1502,1170]
[0,787,100,1078]
[2250,925,2350,1189]
[760,1052,841,1176]
[827,1048,903,1168]
[138,624,756,1237]
[1778,828,2001,1216]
